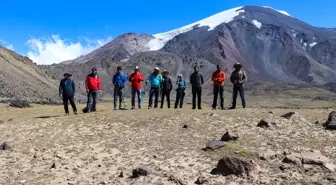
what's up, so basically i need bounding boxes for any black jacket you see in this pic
[190,72,204,90]
[59,78,75,96]
[230,70,247,87]
[161,76,173,92]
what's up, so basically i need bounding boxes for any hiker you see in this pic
[212,65,226,110]
[160,70,172,109]
[174,74,187,109]
[112,66,127,110]
[129,66,144,109]
[229,63,247,109]
[190,66,204,109]
[146,67,163,109]
[85,68,101,112]
[59,73,77,115]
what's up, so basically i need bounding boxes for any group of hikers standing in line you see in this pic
[59,63,247,115]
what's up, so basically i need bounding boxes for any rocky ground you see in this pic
[0,103,336,185]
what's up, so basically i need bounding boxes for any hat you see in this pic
[162,70,169,74]
[233,63,242,68]
[92,68,97,71]
[117,66,122,71]
[217,65,222,68]
[64,73,72,77]
[134,66,139,70]
[154,67,160,71]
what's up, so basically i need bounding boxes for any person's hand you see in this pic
[59,93,62,97]
[86,89,89,94]
[98,90,101,94]
[131,77,134,81]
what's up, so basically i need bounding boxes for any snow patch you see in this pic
[304,43,307,47]
[148,7,244,50]
[252,20,262,29]
[310,42,317,47]
[263,6,291,17]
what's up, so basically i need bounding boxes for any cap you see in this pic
[233,63,242,68]
[154,67,160,71]
[217,65,221,68]
[92,68,97,71]
[162,70,169,74]
[64,73,72,77]
[134,66,139,70]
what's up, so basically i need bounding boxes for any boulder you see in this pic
[283,153,302,165]
[257,118,276,128]
[283,151,331,166]
[325,111,336,130]
[281,112,301,121]
[9,99,32,108]
[206,140,226,150]
[0,142,11,150]
[132,168,148,178]
[221,131,239,142]
[217,156,258,177]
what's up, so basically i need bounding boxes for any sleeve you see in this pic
[242,71,247,82]
[128,74,133,82]
[169,78,173,91]
[112,74,116,86]
[190,74,193,85]
[85,76,89,90]
[201,74,204,85]
[140,74,144,81]
[59,80,63,94]
[230,72,234,83]
[147,74,151,83]
[72,80,76,94]
[211,72,215,81]
[122,74,127,86]
[184,80,187,88]
[98,77,101,90]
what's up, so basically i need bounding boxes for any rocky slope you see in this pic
[0,46,60,104]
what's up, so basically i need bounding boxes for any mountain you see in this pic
[42,6,336,100]
[0,46,60,104]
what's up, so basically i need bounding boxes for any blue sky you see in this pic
[0,0,335,64]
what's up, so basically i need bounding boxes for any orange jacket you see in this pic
[212,70,226,86]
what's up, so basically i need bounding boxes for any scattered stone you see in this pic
[220,131,239,142]
[8,119,13,122]
[98,164,102,167]
[119,171,124,178]
[50,162,56,169]
[257,118,276,128]
[99,182,107,185]
[259,150,282,161]
[0,120,3,124]
[210,113,217,117]
[283,153,302,165]
[182,125,188,129]
[195,176,208,184]
[281,112,301,120]
[325,111,336,130]
[132,168,148,178]
[301,151,330,165]
[315,121,320,124]
[18,180,27,184]
[9,99,32,108]
[323,163,336,172]
[206,140,226,150]
[268,111,274,114]
[168,175,186,185]
[217,156,258,178]
[0,142,11,150]
[279,165,286,171]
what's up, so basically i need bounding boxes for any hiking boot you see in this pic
[65,113,69,116]
[92,109,97,112]
[212,108,216,110]
[131,107,135,110]
[228,107,235,110]
[74,112,78,115]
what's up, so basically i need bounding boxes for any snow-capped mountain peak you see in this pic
[148,7,244,50]
[262,6,291,17]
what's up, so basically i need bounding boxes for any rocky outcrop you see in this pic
[217,156,258,178]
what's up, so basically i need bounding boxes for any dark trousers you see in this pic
[149,87,159,108]
[192,88,202,109]
[131,88,142,108]
[213,85,224,109]
[175,90,185,108]
[114,86,124,109]
[87,90,98,111]
[63,95,77,114]
[232,86,246,108]
[161,90,171,108]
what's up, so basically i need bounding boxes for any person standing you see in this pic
[129,66,144,109]
[229,63,247,109]
[190,66,204,110]
[112,66,127,110]
[59,73,77,115]
[212,65,226,110]
[146,67,163,109]
[85,68,101,112]
[160,70,172,109]
[174,74,187,109]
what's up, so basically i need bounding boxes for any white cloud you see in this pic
[26,34,112,65]
[0,40,15,51]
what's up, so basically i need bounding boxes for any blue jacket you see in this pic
[176,79,187,89]
[112,72,127,87]
[59,78,75,96]
[147,73,163,87]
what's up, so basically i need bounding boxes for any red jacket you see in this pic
[212,70,226,86]
[85,73,101,90]
[129,72,144,89]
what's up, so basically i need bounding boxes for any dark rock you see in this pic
[9,99,32,108]
[206,140,226,150]
[0,142,11,150]
[182,125,188,129]
[283,153,302,165]
[259,150,282,161]
[220,131,239,142]
[132,168,148,178]
[168,175,186,185]
[217,156,258,178]
[281,112,301,120]
[0,120,3,124]
[119,171,124,178]
[325,111,336,130]
[268,111,274,114]
[50,162,56,169]
[195,176,208,184]
[98,164,101,167]
[257,119,276,128]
